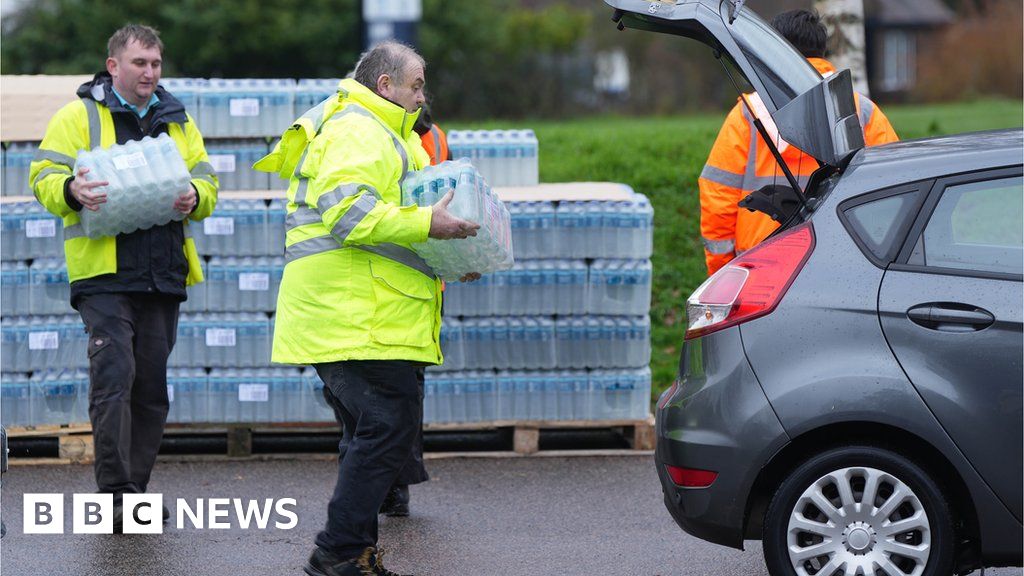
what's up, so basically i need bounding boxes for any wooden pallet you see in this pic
[5,417,655,464]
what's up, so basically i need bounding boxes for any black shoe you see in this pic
[163,505,170,524]
[379,485,410,517]
[304,546,413,576]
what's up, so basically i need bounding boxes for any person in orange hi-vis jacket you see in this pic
[414,100,451,166]
[699,9,899,276]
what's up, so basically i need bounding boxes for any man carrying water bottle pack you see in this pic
[257,41,478,576]
[29,23,219,532]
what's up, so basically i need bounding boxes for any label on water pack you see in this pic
[205,328,237,347]
[239,273,269,291]
[167,385,175,403]
[112,152,148,170]
[29,331,59,350]
[25,219,57,238]
[203,217,235,235]
[208,154,237,174]
[230,98,261,117]
[238,383,268,402]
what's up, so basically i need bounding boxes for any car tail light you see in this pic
[665,465,718,488]
[685,223,814,340]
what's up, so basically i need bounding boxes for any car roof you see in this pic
[839,128,1023,193]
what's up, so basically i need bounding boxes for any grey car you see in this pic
[603,1,1023,575]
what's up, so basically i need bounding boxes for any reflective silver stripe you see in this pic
[702,237,736,255]
[83,98,101,150]
[355,243,434,278]
[32,165,72,187]
[183,223,193,238]
[190,161,216,177]
[858,97,875,128]
[331,193,378,243]
[316,183,379,214]
[286,233,435,279]
[700,165,744,188]
[294,178,310,207]
[64,223,85,239]
[285,206,322,229]
[193,175,216,186]
[34,149,76,167]
[285,235,338,263]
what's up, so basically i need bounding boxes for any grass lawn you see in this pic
[451,98,1023,400]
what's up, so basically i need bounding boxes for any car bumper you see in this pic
[654,327,788,549]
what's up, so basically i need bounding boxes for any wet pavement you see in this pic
[1,454,1019,576]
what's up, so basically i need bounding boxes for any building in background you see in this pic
[864,0,955,99]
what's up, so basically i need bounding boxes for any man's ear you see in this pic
[376,73,390,97]
[106,56,118,77]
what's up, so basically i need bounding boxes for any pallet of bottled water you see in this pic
[448,130,538,187]
[402,159,514,281]
[168,312,271,368]
[73,133,192,238]
[205,139,270,191]
[159,78,208,125]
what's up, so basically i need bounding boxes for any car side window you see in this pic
[908,176,1023,275]
[844,192,917,262]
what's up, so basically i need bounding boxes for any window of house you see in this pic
[881,30,916,91]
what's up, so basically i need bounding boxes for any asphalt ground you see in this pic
[1,454,1020,576]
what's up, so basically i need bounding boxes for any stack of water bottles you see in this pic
[423,182,655,424]
[402,159,514,281]
[448,130,539,187]
[73,133,193,238]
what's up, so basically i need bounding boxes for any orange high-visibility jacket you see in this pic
[420,123,451,166]
[699,58,899,275]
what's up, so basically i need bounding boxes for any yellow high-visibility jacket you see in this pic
[29,83,218,286]
[256,78,441,365]
[699,58,899,275]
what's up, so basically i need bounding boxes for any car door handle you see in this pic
[906,303,995,332]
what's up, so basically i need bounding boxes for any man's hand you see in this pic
[68,167,109,212]
[459,272,482,283]
[174,185,198,214]
[428,190,480,240]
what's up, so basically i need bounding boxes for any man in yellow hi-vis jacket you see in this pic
[256,41,478,576]
[29,24,217,531]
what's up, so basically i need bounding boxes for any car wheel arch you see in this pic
[742,420,981,569]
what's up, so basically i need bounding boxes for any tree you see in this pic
[814,0,871,96]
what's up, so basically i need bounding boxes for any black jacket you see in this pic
[69,72,196,306]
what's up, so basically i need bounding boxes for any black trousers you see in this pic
[324,369,429,487]
[314,360,423,557]
[77,293,179,500]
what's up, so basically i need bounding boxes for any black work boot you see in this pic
[379,485,410,517]
[112,504,124,534]
[304,546,413,576]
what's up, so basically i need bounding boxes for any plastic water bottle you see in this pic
[1,373,33,426]
[29,258,71,316]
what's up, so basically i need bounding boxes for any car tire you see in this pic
[763,445,955,576]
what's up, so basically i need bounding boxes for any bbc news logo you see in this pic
[23,494,298,534]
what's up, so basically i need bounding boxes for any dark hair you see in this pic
[108,24,163,58]
[353,41,425,95]
[771,9,827,59]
